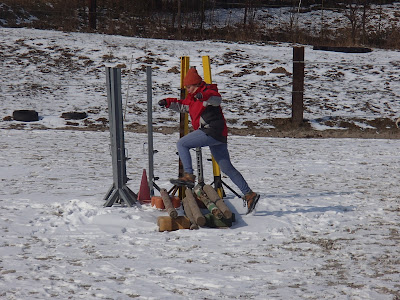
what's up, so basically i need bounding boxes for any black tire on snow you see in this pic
[61,111,88,120]
[313,46,372,53]
[12,110,39,122]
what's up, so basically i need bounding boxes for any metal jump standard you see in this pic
[103,67,137,207]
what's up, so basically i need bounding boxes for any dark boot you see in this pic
[243,191,260,214]
[170,173,196,188]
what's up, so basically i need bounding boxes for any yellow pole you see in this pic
[178,57,190,199]
[202,56,224,198]
[180,57,190,136]
[202,56,212,84]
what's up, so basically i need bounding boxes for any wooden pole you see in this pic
[292,46,305,126]
[182,197,199,230]
[160,189,178,218]
[185,189,206,226]
[203,185,232,219]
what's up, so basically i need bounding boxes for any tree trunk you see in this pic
[200,0,205,35]
[177,0,182,38]
[89,0,97,30]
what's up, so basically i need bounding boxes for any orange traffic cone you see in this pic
[137,169,151,204]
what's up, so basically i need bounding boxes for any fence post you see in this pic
[292,46,305,125]
[89,0,97,30]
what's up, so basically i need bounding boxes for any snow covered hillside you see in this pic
[1,28,400,135]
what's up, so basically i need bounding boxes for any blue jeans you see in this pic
[176,130,251,195]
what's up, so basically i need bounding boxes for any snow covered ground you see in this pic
[0,27,399,299]
[1,130,399,299]
[1,28,399,132]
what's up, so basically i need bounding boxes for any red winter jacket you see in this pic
[165,81,228,143]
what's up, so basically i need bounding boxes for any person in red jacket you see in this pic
[158,67,260,214]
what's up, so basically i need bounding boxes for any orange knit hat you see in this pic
[184,67,202,86]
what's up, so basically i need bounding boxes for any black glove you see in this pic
[194,93,203,100]
[158,99,167,107]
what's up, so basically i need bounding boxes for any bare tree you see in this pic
[200,0,206,34]
[342,0,370,45]
[360,0,371,44]
[243,0,258,27]
[177,0,182,38]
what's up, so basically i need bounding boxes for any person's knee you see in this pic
[217,159,232,173]
[177,138,185,150]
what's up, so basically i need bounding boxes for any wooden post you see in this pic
[157,216,191,232]
[160,189,178,218]
[292,46,305,126]
[185,189,206,226]
[182,197,199,230]
[89,0,97,30]
[203,184,232,219]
